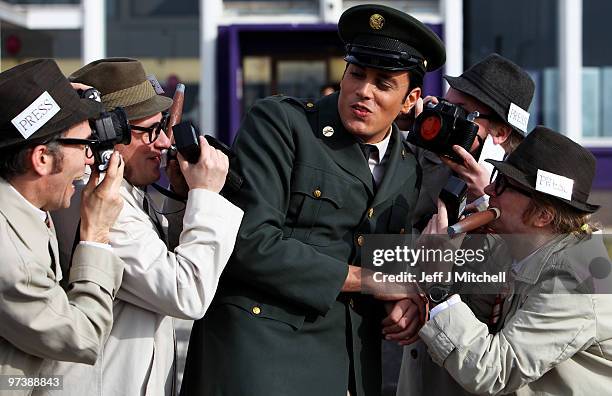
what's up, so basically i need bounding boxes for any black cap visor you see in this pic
[345,42,425,72]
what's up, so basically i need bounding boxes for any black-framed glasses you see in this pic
[55,137,98,159]
[130,113,169,144]
[491,170,533,197]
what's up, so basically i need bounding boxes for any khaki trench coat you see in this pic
[419,234,612,395]
[0,177,124,396]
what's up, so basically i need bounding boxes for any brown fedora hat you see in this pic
[0,59,103,149]
[69,57,172,121]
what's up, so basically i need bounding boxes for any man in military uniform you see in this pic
[180,4,445,396]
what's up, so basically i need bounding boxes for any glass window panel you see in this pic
[542,68,559,132]
[582,68,601,138]
[131,0,198,17]
[243,56,273,114]
[464,0,558,129]
[583,0,612,138]
[224,0,318,16]
[3,0,78,4]
[329,57,347,83]
[602,68,612,137]
[277,60,326,98]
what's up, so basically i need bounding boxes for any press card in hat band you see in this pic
[536,169,574,201]
[507,102,529,132]
[147,74,165,95]
[11,91,61,139]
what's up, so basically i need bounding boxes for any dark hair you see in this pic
[408,69,424,91]
[0,133,65,180]
[401,69,423,102]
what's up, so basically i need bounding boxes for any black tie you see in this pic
[359,143,378,191]
[360,143,378,162]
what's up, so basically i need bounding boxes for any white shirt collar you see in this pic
[371,130,391,163]
[7,182,47,223]
[361,128,392,164]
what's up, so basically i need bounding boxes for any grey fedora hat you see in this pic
[444,53,535,134]
[486,126,599,213]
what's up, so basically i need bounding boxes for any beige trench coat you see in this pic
[418,234,612,395]
[45,179,243,396]
[0,177,124,396]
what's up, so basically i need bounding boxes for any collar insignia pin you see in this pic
[322,126,335,137]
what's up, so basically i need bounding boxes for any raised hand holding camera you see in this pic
[171,121,244,194]
[77,87,131,172]
[80,150,125,244]
[407,98,481,162]
[176,135,229,194]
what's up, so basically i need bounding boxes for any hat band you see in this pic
[101,80,157,110]
[507,156,591,203]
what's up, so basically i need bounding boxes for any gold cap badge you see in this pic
[369,14,385,30]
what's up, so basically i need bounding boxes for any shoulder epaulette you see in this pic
[271,95,318,112]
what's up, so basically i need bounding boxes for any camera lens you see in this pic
[419,114,442,141]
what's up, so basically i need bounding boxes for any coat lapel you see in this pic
[314,93,375,196]
[47,219,62,279]
[0,178,56,276]
[371,127,417,207]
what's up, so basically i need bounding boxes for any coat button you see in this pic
[367,208,374,218]
[252,306,261,315]
[357,235,364,246]
[402,149,406,159]
[313,189,322,198]
[411,349,418,359]
[349,298,355,309]
[306,102,314,108]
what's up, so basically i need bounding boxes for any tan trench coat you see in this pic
[0,177,124,396]
[417,234,612,395]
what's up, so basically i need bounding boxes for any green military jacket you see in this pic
[180,92,421,396]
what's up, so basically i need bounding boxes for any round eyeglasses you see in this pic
[130,113,170,144]
[55,137,98,159]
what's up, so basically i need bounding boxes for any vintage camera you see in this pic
[440,175,468,226]
[79,88,131,172]
[407,99,480,162]
[170,121,243,194]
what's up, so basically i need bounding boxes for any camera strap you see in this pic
[142,186,165,240]
[151,182,188,203]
